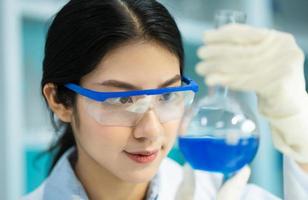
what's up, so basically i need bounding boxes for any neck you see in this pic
[73,148,149,200]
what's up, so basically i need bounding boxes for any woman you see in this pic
[23,0,308,199]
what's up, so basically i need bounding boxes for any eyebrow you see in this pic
[99,74,182,90]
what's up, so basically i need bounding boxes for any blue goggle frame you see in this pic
[65,76,199,102]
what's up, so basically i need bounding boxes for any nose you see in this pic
[133,109,164,142]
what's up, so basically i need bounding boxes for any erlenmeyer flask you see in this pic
[178,10,259,176]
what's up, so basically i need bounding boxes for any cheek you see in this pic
[162,120,181,151]
[73,98,131,157]
[79,122,130,151]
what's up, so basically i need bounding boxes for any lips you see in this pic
[124,150,159,164]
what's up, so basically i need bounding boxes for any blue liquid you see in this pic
[178,136,259,174]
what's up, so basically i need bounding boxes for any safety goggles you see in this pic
[65,77,199,127]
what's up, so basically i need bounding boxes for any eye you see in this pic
[119,97,133,104]
[160,93,177,102]
[106,97,134,105]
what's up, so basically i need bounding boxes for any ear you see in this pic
[43,83,73,123]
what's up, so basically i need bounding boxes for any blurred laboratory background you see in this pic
[0,0,308,199]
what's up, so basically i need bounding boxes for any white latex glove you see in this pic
[196,24,308,163]
[175,164,250,200]
[217,166,251,200]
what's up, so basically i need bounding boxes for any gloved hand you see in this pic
[196,24,308,163]
[217,166,251,200]
[175,164,251,200]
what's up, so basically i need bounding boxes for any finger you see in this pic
[204,24,269,45]
[195,61,207,76]
[196,59,257,76]
[205,72,258,91]
[197,41,274,59]
[217,166,251,200]
[219,73,260,91]
[196,62,229,75]
[206,66,279,93]
[205,73,229,86]
[197,40,274,64]
[196,61,237,78]
[204,71,255,91]
[197,45,248,60]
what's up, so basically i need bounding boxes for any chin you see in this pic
[117,162,161,183]
[123,170,158,183]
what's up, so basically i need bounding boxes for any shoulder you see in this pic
[22,147,88,200]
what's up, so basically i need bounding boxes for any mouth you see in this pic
[124,150,159,164]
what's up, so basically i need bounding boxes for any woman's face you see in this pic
[72,41,182,183]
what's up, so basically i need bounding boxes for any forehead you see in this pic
[81,41,181,88]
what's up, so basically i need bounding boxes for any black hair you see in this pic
[42,0,184,172]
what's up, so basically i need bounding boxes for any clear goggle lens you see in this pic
[83,90,195,127]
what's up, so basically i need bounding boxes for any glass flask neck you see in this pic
[208,10,247,98]
[215,10,247,28]
[208,85,228,98]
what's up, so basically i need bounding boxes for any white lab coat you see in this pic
[22,148,308,200]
